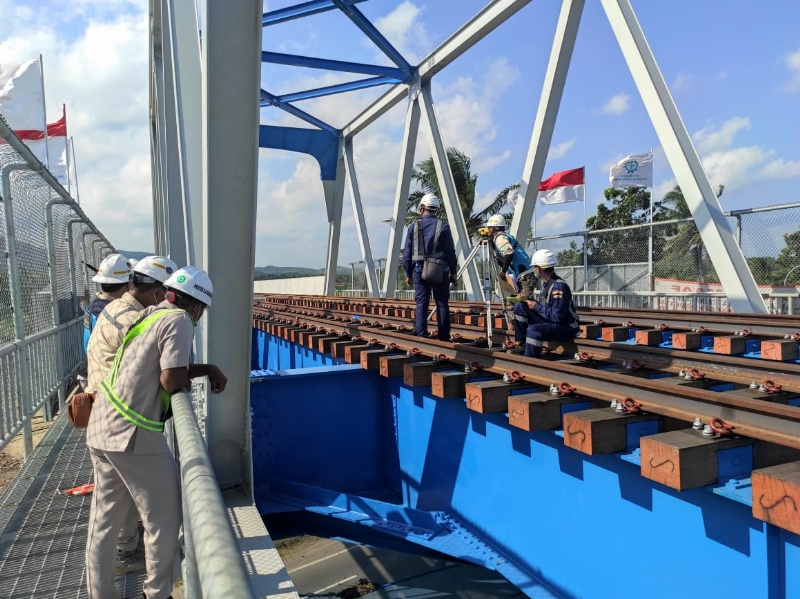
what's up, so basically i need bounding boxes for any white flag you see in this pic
[0,59,45,131]
[609,151,653,188]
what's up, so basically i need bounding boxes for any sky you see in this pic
[1,0,799,269]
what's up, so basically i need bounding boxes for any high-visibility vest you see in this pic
[100,309,185,433]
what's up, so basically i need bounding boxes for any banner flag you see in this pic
[16,108,69,186]
[0,59,45,131]
[609,151,653,188]
[538,167,585,205]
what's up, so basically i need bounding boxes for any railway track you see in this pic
[253,294,800,534]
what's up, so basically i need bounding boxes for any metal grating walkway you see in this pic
[0,413,146,598]
[0,411,298,598]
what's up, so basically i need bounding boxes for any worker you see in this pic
[508,248,580,356]
[85,266,227,599]
[85,255,178,558]
[403,193,458,340]
[83,253,130,353]
[483,214,531,291]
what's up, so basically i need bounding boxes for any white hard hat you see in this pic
[531,248,557,268]
[133,255,178,283]
[92,253,131,284]
[419,193,440,209]
[486,214,506,228]
[164,266,214,307]
[127,258,139,269]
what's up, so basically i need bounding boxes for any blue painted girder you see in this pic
[262,0,367,27]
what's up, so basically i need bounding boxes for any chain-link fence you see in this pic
[530,203,800,314]
[0,118,114,454]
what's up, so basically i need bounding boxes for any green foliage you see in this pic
[407,148,517,240]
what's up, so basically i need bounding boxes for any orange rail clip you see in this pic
[63,483,94,496]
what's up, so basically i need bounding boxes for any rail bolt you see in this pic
[701,424,716,438]
[503,373,512,383]
[610,399,618,410]
[679,369,687,377]
[614,401,628,414]
[692,417,703,430]
[549,383,562,396]
[750,380,759,389]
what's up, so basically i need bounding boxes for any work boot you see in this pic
[116,527,140,557]
[507,343,525,355]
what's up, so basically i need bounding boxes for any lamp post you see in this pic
[375,258,386,288]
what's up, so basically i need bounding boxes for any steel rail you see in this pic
[257,312,800,449]
[256,304,800,393]
[256,294,800,336]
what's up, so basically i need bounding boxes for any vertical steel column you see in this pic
[166,0,204,267]
[510,0,584,243]
[323,139,346,296]
[343,138,378,296]
[383,92,420,299]
[2,164,35,457]
[601,0,765,313]
[201,0,263,491]
[418,83,481,300]
[45,199,68,412]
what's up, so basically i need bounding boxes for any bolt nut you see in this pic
[692,417,703,430]
[615,401,628,414]
[702,424,716,438]
[610,399,618,410]
[750,380,759,389]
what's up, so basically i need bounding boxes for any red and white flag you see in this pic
[0,59,45,131]
[16,107,70,186]
[538,167,585,205]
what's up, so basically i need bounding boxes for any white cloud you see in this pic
[672,73,692,93]
[535,209,573,231]
[548,139,575,160]
[0,5,153,254]
[784,49,800,92]
[601,93,630,115]
[373,1,429,64]
[693,116,750,153]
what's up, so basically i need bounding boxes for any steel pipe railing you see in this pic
[171,390,255,599]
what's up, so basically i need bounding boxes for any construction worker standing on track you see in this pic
[484,214,531,291]
[85,266,227,599]
[85,255,178,558]
[83,253,131,353]
[403,193,458,340]
[508,249,580,357]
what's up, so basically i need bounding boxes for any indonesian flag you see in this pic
[538,167,585,205]
[0,59,45,130]
[16,107,69,186]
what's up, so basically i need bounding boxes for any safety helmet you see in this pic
[486,214,506,229]
[127,258,139,269]
[419,193,440,210]
[133,255,178,284]
[164,266,214,307]
[531,248,557,268]
[92,253,131,284]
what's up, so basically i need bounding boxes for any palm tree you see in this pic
[406,148,517,240]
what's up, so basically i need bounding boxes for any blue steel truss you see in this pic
[259,0,416,175]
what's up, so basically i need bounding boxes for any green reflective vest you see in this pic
[100,309,185,433]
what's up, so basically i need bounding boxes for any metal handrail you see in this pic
[171,391,255,599]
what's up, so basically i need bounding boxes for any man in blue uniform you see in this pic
[508,248,580,357]
[403,193,458,340]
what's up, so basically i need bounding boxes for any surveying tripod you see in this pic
[429,238,514,347]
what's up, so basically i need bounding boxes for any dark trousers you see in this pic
[512,302,576,357]
[413,265,451,340]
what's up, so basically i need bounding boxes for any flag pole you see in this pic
[62,105,71,194]
[69,137,81,205]
[582,181,588,292]
[38,54,50,169]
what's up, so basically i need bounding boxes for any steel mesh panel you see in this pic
[7,170,53,337]
[732,207,800,286]
[0,199,13,346]
[0,416,146,598]
[53,204,78,323]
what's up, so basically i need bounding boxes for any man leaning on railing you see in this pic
[84,266,227,599]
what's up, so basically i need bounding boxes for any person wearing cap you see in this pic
[84,255,178,559]
[508,248,580,357]
[85,266,227,599]
[83,253,131,353]
[403,193,458,340]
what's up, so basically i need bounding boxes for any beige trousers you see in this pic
[86,447,181,599]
